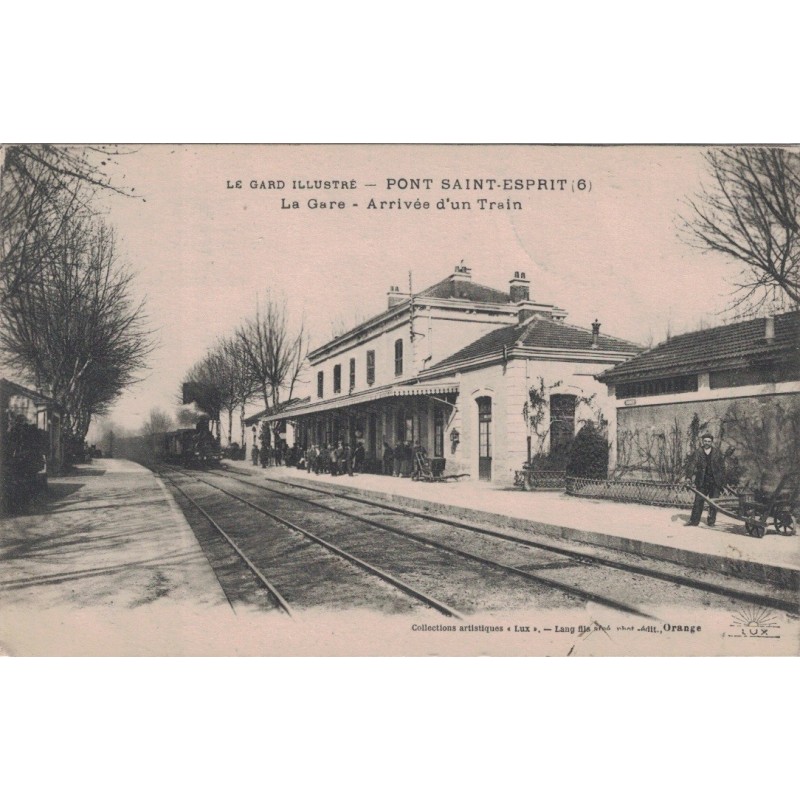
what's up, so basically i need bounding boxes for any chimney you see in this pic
[765,313,775,341]
[509,270,530,303]
[452,260,472,281]
[591,319,601,349]
[387,285,408,308]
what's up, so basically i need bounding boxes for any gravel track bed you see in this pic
[203,472,586,614]
[167,474,426,614]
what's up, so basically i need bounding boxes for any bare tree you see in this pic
[184,336,257,446]
[237,295,308,415]
[1,145,137,310]
[681,147,800,311]
[181,357,223,438]
[221,335,258,445]
[0,216,153,440]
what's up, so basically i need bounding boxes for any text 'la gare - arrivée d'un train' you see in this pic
[225,176,593,211]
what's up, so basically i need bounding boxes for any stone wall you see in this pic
[616,392,800,489]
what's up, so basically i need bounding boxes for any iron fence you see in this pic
[565,476,724,508]
[514,469,566,491]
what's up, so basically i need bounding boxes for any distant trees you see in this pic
[681,147,800,310]
[141,408,174,438]
[180,295,308,447]
[182,336,257,445]
[237,295,308,413]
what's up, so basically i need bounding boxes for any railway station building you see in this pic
[264,263,641,485]
[596,309,800,480]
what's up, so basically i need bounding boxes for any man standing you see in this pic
[685,433,725,526]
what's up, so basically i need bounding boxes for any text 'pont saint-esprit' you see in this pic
[224,176,593,212]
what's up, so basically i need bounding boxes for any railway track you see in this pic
[217,464,800,617]
[160,467,464,618]
[164,465,668,618]
[160,470,294,616]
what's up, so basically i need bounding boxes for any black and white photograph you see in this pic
[1,144,798,655]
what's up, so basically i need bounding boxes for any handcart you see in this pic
[412,452,467,482]
[687,472,798,538]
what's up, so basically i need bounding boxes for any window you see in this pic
[317,371,323,398]
[366,350,375,385]
[333,364,342,394]
[394,338,403,375]
[349,358,356,391]
[478,397,492,458]
[616,375,698,399]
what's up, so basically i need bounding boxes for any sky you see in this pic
[90,144,747,435]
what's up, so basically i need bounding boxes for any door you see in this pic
[477,396,492,481]
[549,394,576,456]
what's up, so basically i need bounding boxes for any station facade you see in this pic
[264,263,641,484]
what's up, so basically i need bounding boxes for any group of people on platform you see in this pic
[301,440,366,476]
[251,441,304,468]
[247,435,430,480]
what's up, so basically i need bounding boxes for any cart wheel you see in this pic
[773,511,795,536]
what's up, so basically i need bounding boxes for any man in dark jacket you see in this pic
[685,433,725,526]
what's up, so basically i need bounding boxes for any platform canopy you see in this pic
[260,380,460,422]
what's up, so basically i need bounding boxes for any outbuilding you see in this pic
[595,310,800,482]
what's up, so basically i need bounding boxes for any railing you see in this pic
[514,469,566,491]
[565,476,714,508]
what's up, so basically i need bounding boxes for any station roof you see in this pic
[243,396,309,426]
[597,310,800,384]
[308,267,524,361]
[424,315,642,374]
[259,380,459,422]
[416,275,511,304]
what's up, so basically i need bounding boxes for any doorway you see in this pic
[477,396,492,481]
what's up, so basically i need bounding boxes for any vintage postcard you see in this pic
[1,143,798,655]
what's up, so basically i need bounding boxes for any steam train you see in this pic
[116,418,221,468]
[161,423,221,467]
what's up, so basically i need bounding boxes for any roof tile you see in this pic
[598,310,800,383]
[425,316,641,372]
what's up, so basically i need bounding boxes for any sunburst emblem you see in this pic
[731,605,779,628]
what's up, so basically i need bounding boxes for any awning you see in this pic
[392,382,459,397]
[260,381,459,422]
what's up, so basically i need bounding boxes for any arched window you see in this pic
[477,396,492,481]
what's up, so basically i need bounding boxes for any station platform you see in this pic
[228,461,800,591]
[0,458,232,654]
